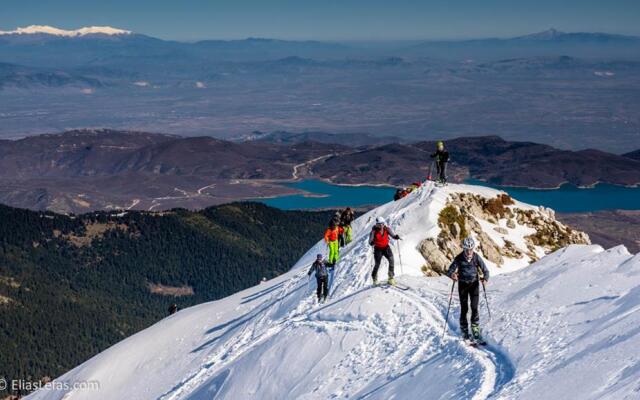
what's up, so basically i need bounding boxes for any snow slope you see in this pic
[27,183,640,400]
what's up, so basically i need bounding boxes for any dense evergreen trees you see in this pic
[0,202,332,396]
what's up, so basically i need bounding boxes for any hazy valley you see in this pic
[1,28,640,153]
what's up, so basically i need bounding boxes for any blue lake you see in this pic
[466,180,640,213]
[259,179,640,212]
[259,180,395,210]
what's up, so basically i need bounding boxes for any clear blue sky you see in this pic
[1,0,639,41]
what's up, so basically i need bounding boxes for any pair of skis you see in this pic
[427,161,447,186]
[374,240,409,290]
[374,281,410,291]
[464,336,487,347]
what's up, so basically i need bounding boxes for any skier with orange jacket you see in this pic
[324,221,344,265]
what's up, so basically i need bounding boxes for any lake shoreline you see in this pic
[257,179,640,213]
[289,177,640,191]
[468,179,640,191]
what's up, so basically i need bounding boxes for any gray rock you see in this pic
[477,230,504,265]
[493,226,509,235]
[451,222,460,238]
[419,238,452,275]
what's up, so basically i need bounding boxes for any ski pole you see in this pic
[396,241,404,276]
[442,281,456,339]
[328,267,334,291]
[475,264,491,320]
[481,280,491,321]
[307,275,311,293]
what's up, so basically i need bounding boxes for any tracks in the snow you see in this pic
[160,183,514,400]
[416,282,516,399]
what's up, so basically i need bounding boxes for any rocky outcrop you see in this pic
[419,192,590,275]
[418,239,450,276]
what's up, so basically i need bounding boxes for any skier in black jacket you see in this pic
[447,236,490,342]
[430,141,449,184]
[308,254,332,303]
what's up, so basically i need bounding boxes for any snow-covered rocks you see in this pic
[419,191,590,276]
[0,25,132,37]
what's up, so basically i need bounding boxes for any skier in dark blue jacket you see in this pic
[308,254,331,303]
[447,237,490,342]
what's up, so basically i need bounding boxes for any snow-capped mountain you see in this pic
[0,25,132,37]
[26,183,640,400]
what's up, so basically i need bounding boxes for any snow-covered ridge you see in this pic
[26,183,640,400]
[0,25,132,36]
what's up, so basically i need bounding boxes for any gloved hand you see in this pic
[451,272,458,281]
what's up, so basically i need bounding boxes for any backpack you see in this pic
[371,226,390,248]
[471,253,484,280]
[316,261,329,277]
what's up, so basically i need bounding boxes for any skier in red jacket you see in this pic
[368,216,401,286]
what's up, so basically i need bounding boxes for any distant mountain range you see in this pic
[1,26,639,68]
[0,25,132,37]
[0,62,105,89]
[408,28,640,59]
[624,149,640,160]
[0,129,344,212]
[299,135,640,189]
[0,25,353,67]
[559,210,640,253]
[515,28,639,43]
[0,129,638,213]
[417,136,640,188]
[236,130,406,147]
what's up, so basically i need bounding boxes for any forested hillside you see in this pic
[0,202,332,395]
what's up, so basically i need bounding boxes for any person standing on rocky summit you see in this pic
[369,217,401,286]
[430,141,449,184]
[447,236,490,343]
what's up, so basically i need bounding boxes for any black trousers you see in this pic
[436,161,447,182]
[316,276,329,299]
[458,280,480,332]
[372,246,395,279]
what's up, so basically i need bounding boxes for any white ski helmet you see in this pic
[462,236,475,250]
[375,216,386,225]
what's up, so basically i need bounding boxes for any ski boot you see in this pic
[471,324,487,346]
[372,276,379,286]
[461,327,475,344]
[388,277,397,286]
